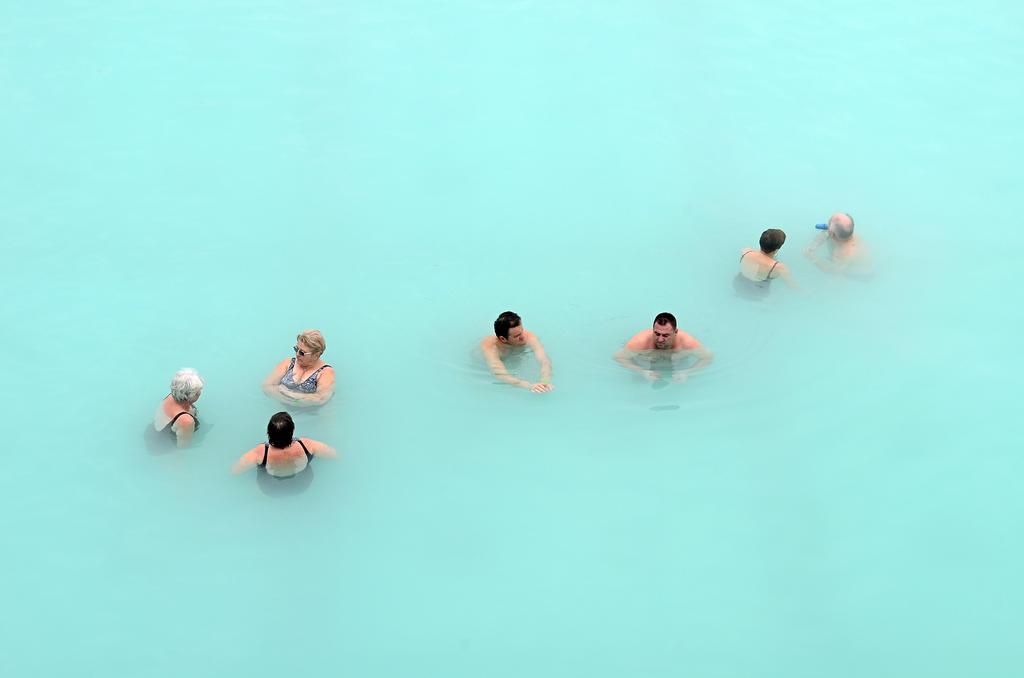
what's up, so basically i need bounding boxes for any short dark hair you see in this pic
[267,411,295,449]
[759,228,786,253]
[494,311,522,339]
[653,312,676,330]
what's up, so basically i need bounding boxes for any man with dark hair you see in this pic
[481,311,554,393]
[614,312,713,382]
[805,212,871,275]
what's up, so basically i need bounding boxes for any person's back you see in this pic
[231,412,338,478]
[734,228,795,298]
[739,249,782,282]
[261,439,315,478]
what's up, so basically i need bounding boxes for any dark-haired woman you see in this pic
[734,228,797,298]
[231,412,337,477]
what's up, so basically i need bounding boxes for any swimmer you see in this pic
[231,411,337,477]
[262,329,335,406]
[804,212,871,275]
[481,311,554,393]
[614,312,713,383]
[734,228,797,299]
[153,368,204,448]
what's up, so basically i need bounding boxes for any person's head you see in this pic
[294,329,326,367]
[494,311,526,346]
[759,228,786,254]
[267,411,295,449]
[170,368,204,404]
[828,212,855,241]
[652,312,677,349]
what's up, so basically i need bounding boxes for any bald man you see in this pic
[804,212,871,275]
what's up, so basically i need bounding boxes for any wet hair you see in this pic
[831,213,855,241]
[267,411,295,449]
[296,329,326,355]
[759,228,786,253]
[653,312,677,330]
[170,368,204,404]
[494,311,522,339]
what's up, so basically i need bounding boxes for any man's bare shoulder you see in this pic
[480,336,499,351]
[625,330,653,351]
[523,330,543,344]
[675,331,701,350]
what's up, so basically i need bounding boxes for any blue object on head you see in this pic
[815,223,829,230]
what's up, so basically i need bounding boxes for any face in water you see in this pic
[503,325,527,347]
[653,322,676,349]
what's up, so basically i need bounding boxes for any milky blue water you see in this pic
[2,2,1021,676]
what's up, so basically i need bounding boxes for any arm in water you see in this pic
[482,339,552,393]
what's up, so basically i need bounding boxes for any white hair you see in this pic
[170,368,204,404]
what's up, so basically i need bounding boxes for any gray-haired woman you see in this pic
[154,368,204,448]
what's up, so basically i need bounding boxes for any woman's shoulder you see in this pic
[170,410,196,430]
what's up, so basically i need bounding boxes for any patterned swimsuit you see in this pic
[280,357,332,393]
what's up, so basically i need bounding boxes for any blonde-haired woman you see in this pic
[262,330,335,406]
[154,368,204,448]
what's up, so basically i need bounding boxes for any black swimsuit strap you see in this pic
[297,439,313,461]
[261,444,269,467]
[740,250,750,262]
[169,411,196,426]
[766,261,779,279]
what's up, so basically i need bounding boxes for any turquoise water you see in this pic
[2,1,1021,675]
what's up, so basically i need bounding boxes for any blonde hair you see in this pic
[296,329,326,355]
[170,368,204,404]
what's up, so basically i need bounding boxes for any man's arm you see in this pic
[804,232,828,255]
[805,250,847,273]
[672,334,713,374]
[683,345,714,372]
[527,335,553,386]
[482,340,533,390]
[614,347,658,380]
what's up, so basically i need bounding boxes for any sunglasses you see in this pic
[293,346,316,357]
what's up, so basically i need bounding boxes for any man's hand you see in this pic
[529,382,554,393]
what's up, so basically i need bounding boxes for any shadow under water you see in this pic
[256,465,315,497]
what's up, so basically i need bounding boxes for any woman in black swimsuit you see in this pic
[153,368,204,448]
[733,228,797,299]
[231,412,337,478]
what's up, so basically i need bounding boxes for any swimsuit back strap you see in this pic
[261,444,269,467]
[766,261,779,279]
[297,439,313,461]
[740,250,750,262]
